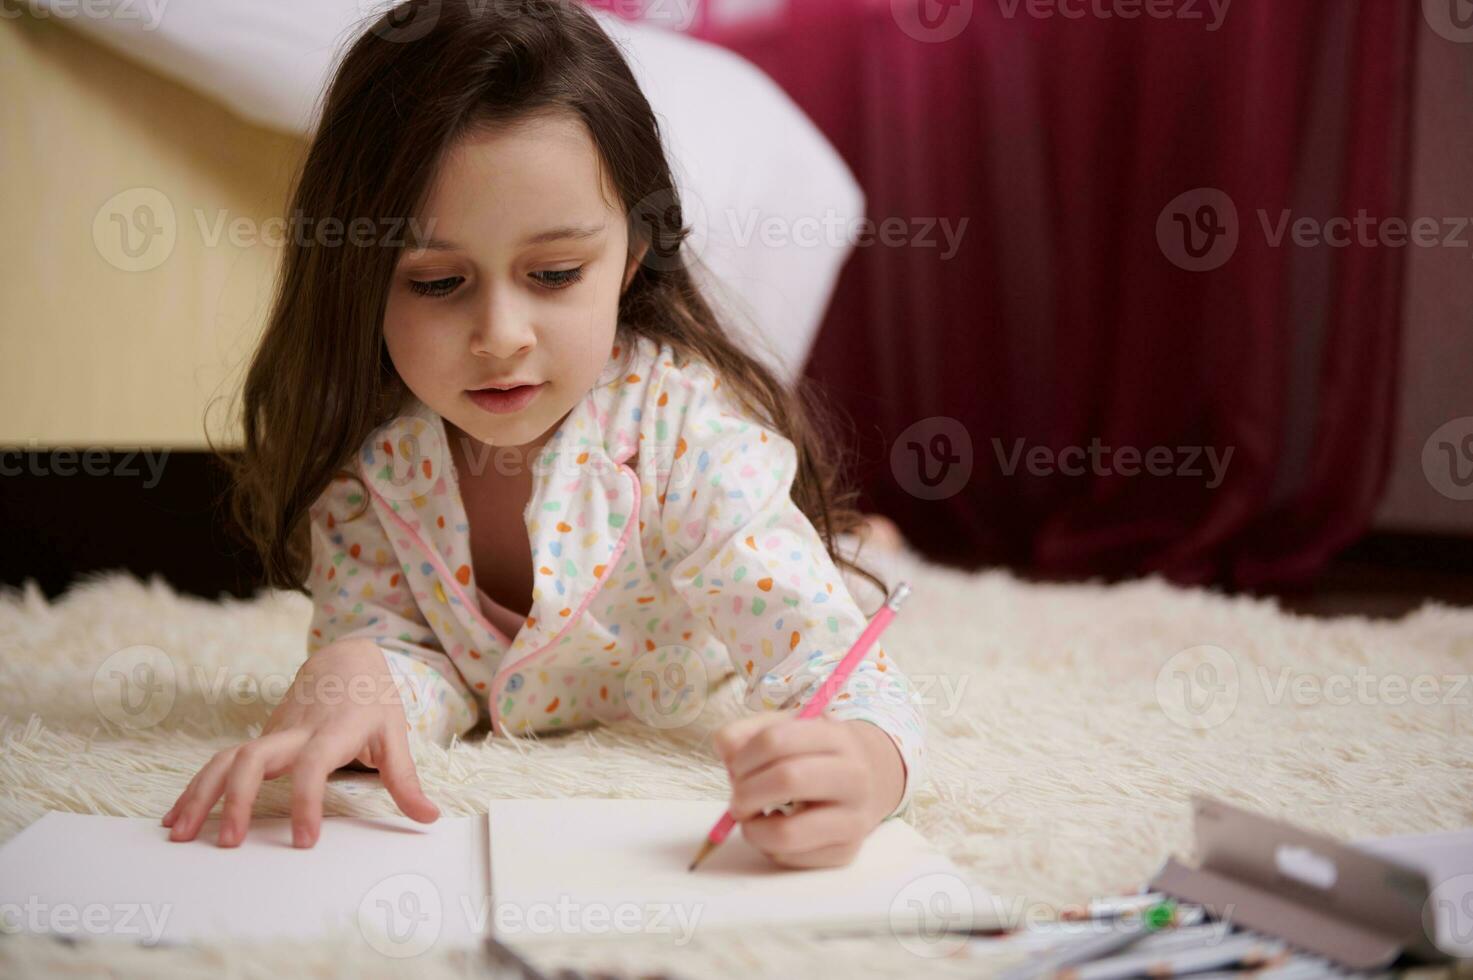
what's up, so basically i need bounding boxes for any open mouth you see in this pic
[466,382,545,415]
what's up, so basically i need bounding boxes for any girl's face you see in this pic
[384,112,643,466]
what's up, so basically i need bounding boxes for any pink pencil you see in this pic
[687,580,913,871]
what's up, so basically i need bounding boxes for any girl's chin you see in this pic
[452,410,553,452]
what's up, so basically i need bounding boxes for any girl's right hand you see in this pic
[161,638,440,848]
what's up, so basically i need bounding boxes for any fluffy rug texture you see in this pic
[2,541,1471,978]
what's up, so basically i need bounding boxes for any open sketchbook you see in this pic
[0,799,978,951]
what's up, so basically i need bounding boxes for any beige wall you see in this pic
[0,14,301,449]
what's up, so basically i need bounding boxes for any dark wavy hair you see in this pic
[210,0,889,607]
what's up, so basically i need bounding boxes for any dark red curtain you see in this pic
[590,0,1420,590]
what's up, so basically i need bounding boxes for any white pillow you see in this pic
[40,0,863,383]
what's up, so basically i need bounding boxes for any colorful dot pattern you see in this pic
[304,328,927,820]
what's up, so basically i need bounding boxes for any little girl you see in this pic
[164,0,926,869]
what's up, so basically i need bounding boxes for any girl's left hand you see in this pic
[712,710,905,869]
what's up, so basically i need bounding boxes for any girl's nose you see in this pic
[470,284,535,358]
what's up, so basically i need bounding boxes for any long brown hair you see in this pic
[212,0,889,607]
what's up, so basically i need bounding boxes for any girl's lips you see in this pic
[466,382,545,415]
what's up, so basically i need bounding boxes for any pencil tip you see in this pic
[688,839,715,872]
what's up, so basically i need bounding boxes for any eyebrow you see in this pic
[409,222,608,252]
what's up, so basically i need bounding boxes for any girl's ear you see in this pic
[622,241,650,294]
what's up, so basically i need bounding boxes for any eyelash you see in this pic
[406,266,585,298]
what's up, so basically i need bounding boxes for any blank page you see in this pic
[486,798,979,944]
[0,810,488,952]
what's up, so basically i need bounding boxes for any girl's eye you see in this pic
[408,275,463,298]
[531,266,585,289]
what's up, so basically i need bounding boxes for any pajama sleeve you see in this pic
[654,366,927,821]
[305,472,481,746]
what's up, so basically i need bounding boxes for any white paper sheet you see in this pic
[0,800,984,953]
[485,798,981,944]
[0,810,489,954]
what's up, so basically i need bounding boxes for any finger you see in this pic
[168,749,238,842]
[162,774,201,826]
[712,709,796,765]
[726,717,844,783]
[729,754,853,821]
[217,730,310,847]
[289,727,361,848]
[163,767,212,826]
[374,719,439,823]
[740,802,865,862]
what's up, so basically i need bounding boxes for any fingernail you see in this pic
[293,825,307,847]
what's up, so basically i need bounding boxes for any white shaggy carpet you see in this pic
[2,541,1471,978]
